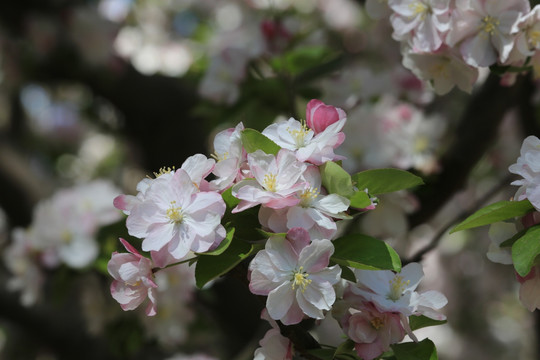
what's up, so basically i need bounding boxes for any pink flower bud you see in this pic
[306,99,346,134]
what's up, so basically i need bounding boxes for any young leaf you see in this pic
[222,187,240,209]
[512,224,540,277]
[195,238,254,288]
[392,339,438,360]
[409,315,447,331]
[352,169,424,195]
[241,129,280,155]
[349,190,372,209]
[450,199,534,233]
[196,228,235,256]
[320,161,355,198]
[331,234,401,272]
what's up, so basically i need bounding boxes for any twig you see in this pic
[405,173,515,264]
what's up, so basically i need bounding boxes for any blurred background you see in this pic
[0,0,538,359]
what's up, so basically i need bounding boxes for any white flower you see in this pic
[126,168,226,260]
[509,135,540,210]
[248,228,341,325]
[352,262,447,320]
[486,222,515,265]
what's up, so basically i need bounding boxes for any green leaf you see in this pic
[352,168,424,195]
[450,199,534,233]
[334,339,361,360]
[349,190,372,209]
[241,129,280,155]
[331,234,401,272]
[339,264,356,282]
[392,339,438,360]
[512,224,540,276]
[409,315,447,331]
[500,227,528,247]
[195,238,254,288]
[196,228,235,256]
[320,161,355,198]
[256,228,287,238]
[222,187,240,209]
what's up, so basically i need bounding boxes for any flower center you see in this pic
[287,122,310,148]
[166,201,184,223]
[370,317,384,330]
[263,173,278,192]
[530,30,540,49]
[387,275,410,301]
[409,1,428,20]
[211,151,229,162]
[291,266,312,292]
[482,16,500,36]
[299,187,319,207]
[151,166,175,178]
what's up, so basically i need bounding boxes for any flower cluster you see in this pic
[373,0,539,94]
[109,99,447,359]
[4,180,122,306]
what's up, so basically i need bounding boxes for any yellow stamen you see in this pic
[166,200,184,223]
[263,173,278,192]
[149,166,175,179]
[370,317,384,330]
[482,16,500,36]
[409,2,428,20]
[387,275,410,301]
[211,151,229,162]
[291,266,312,292]
[299,187,319,207]
[529,30,540,48]
[287,120,310,148]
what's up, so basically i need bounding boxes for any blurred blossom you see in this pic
[339,95,445,174]
[4,180,122,306]
[98,0,133,23]
[142,263,196,347]
[319,0,363,30]
[215,3,243,31]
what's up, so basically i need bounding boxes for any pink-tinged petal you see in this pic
[265,196,301,209]
[309,265,342,285]
[108,253,137,280]
[461,33,497,67]
[280,300,305,325]
[186,192,226,217]
[355,340,385,360]
[258,206,288,234]
[126,202,159,238]
[265,236,299,271]
[267,282,295,320]
[145,288,157,316]
[400,262,424,291]
[114,194,137,213]
[150,246,177,268]
[181,154,215,186]
[302,280,335,312]
[120,238,141,257]
[141,222,174,252]
[286,228,311,255]
[299,239,334,273]
[306,99,346,134]
[168,224,195,259]
[296,289,324,319]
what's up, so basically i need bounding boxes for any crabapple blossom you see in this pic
[253,309,294,360]
[305,99,347,134]
[210,122,249,191]
[262,104,346,165]
[389,0,451,53]
[258,165,350,240]
[108,238,158,316]
[231,149,307,212]
[509,135,540,210]
[248,228,341,325]
[351,262,447,320]
[486,222,515,265]
[341,302,405,360]
[446,0,530,67]
[517,265,540,312]
[510,5,540,62]
[125,168,226,260]
[402,45,479,95]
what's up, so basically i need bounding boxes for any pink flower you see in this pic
[108,238,158,316]
[306,99,347,134]
[254,309,294,360]
[342,303,405,360]
[517,265,540,311]
[248,228,341,325]
[509,135,540,211]
[124,168,226,260]
[232,149,307,212]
